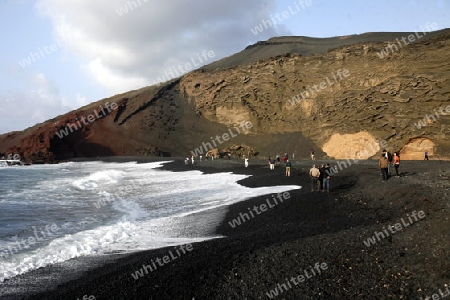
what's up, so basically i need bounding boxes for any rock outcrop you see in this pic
[1,30,449,163]
[223,144,258,158]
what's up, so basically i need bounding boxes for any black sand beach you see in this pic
[3,158,450,299]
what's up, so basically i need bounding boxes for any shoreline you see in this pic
[1,158,449,299]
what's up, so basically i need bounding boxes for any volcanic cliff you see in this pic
[1,29,449,163]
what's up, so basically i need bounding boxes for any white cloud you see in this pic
[86,57,148,92]
[75,93,89,107]
[35,0,282,94]
[0,72,77,133]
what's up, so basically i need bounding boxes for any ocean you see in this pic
[0,161,301,285]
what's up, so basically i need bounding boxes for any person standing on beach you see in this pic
[379,153,389,182]
[323,163,331,192]
[309,164,321,192]
[310,149,315,160]
[393,152,400,177]
[424,151,429,160]
[285,159,292,176]
[268,156,275,170]
[245,157,249,168]
[318,164,325,191]
[381,149,389,174]
[386,151,393,176]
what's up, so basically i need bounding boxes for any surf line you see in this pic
[0,224,60,260]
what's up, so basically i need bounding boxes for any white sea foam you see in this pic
[72,170,126,190]
[0,160,301,282]
[0,215,212,282]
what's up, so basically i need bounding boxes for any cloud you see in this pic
[35,0,282,94]
[0,72,81,133]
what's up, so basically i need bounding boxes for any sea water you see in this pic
[0,161,301,283]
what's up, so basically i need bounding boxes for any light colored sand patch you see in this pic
[322,132,381,159]
[400,137,435,160]
[215,105,251,131]
[300,100,313,117]
[285,98,313,117]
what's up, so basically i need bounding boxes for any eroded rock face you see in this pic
[401,137,436,160]
[223,144,257,158]
[1,31,450,162]
[181,32,450,159]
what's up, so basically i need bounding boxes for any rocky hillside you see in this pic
[1,29,449,163]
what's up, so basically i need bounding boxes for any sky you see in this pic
[0,0,448,134]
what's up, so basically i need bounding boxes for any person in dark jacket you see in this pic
[318,163,325,191]
[285,159,292,176]
[379,153,389,182]
[323,163,331,192]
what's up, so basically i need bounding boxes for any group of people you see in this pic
[378,149,400,181]
[185,156,195,165]
[268,153,293,176]
[243,147,407,191]
[185,153,221,165]
[309,164,331,192]
[273,153,292,164]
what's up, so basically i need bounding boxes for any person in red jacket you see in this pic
[393,152,400,177]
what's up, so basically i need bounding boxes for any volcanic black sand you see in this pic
[3,158,450,299]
